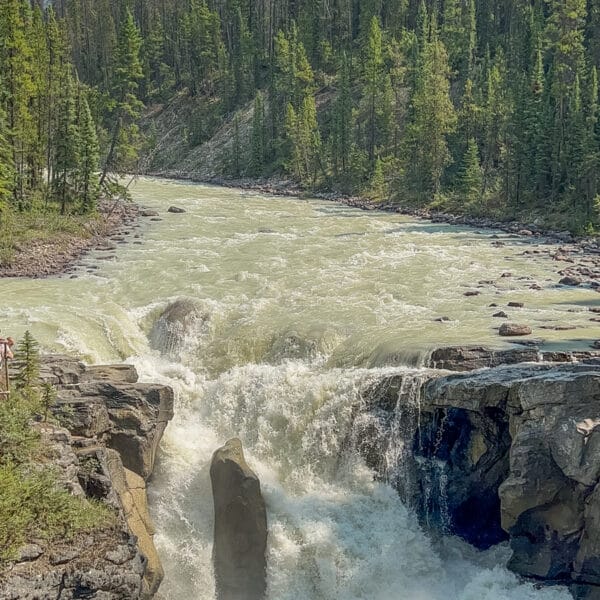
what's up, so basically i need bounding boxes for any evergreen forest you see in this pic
[2,0,600,231]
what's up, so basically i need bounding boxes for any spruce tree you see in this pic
[297,93,322,185]
[362,17,387,165]
[583,66,599,220]
[52,71,79,214]
[99,8,143,188]
[15,330,40,392]
[0,79,14,212]
[0,0,35,206]
[76,88,100,213]
[404,29,457,200]
[331,55,353,179]
[250,91,267,175]
[458,137,483,205]
[369,157,386,200]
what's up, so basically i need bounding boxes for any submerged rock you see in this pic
[167,206,186,213]
[560,276,582,286]
[148,298,207,358]
[499,323,532,336]
[210,438,267,600]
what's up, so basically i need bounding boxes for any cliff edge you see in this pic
[0,355,174,599]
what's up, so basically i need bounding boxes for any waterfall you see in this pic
[349,371,454,534]
[140,356,570,600]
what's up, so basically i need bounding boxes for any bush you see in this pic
[0,462,114,561]
[0,393,40,465]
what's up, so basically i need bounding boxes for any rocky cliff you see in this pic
[358,350,600,598]
[0,356,174,599]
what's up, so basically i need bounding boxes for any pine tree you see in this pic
[99,8,144,188]
[229,113,243,177]
[76,87,99,212]
[546,0,587,203]
[285,93,322,186]
[404,30,457,200]
[369,157,386,200]
[480,54,510,200]
[578,65,599,221]
[52,71,79,214]
[0,78,14,212]
[271,25,316,168]
[458,137,483,205]
[0,0,35,207]
[297,93,322,185]
[285,102,300,178]
[41,382,57,423]
[44,5,68,189]
[28,6,48,192]
[250,91,267,175]
[331,54,353,178]
[15,330,40,392]
[362,17,388,165]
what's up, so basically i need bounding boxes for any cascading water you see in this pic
[0,177,589,599]
[143,357,569,600]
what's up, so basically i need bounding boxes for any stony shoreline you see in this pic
[0,199,141,279]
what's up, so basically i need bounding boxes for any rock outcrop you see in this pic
[210,438,268,600]
[426,345,600,372]
[0,356,174,599]
[358,358,600,596]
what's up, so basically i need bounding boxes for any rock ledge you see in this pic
[0,355,174,599]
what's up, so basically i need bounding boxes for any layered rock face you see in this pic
[211,438,268,600]
[1,356,174,599]
[359,355,600,595]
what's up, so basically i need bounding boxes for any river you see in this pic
[1,177,596,599]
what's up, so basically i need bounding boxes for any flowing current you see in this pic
[2,177,596,599]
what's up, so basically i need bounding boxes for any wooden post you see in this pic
[1,342,9,398]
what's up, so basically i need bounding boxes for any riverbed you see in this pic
[1,177,595,599]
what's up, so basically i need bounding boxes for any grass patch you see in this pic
[0,207,100,266]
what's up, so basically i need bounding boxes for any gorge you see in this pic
[5,178,600,599]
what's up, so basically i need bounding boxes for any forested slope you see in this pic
[3,0,600,232]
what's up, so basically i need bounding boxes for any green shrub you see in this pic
[0,462,114,561]
[0,393,40,466]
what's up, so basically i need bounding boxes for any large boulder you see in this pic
[148,299,207,358]
[499,323,532,336]
[56,381,174,480]
[210,438,267,600]
[426,345,600,372]
[427,346,539,371]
